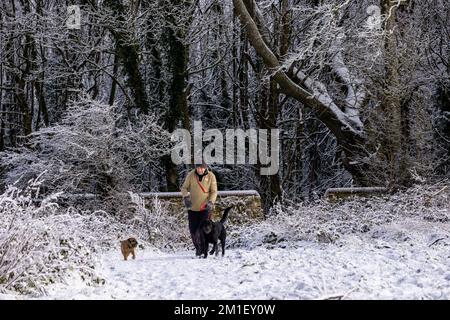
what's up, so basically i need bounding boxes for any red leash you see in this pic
[195,174,209,211]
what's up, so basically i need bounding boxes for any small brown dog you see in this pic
[120,237,138,261]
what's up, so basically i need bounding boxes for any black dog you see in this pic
[196,207,232,258]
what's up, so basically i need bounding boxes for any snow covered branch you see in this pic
[232,0,365,139]
[0,96,172,209]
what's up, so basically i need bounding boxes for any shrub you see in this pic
[228,183,450,248]
[0,176,132,295]
[0,96,171,212]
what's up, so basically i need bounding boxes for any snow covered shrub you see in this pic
[0,96,171,212]
[128,192,190,250]
[0,176,132,295]
[229,184,450,249]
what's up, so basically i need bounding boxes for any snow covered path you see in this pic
[41,219,450,300]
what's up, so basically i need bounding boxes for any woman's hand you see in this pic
[206,201,214,212]
[183,196,192,209]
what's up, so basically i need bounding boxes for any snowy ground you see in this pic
[7,217,443,300]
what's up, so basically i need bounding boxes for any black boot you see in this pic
[191,233,201,256]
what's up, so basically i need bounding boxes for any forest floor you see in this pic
[17,217,448,300]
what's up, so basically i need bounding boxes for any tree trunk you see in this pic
[161,0,193,191]
[105,0,149,114]
[31,0,49,128]
[380,0,411,188]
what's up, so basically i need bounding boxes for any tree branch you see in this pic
[233,0,365,140]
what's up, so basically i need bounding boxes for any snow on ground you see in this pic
[21,218,449,300]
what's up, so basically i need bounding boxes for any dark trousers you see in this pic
[188,210,209,249]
